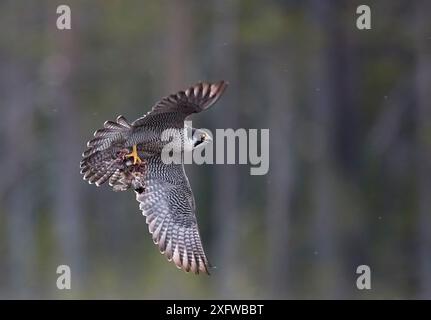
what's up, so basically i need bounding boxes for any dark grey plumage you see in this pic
[80,81,228,274]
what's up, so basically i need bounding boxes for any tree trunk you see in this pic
[210,0,241,298]
[265,52,293,298]
[49,25,85,293]
[2,65,37,298]
[415,1,431,299]
[309,0,344,298]
[163,0,193,92]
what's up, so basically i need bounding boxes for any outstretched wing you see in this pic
[131,81,228,129]
[136,156,211,274]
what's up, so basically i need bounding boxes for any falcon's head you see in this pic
[191,128,212,149]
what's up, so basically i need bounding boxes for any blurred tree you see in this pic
[265,51,293,298]
[3,64,37,298]
[415,0,431,299]
[210,0,241,297]
[49,19,85,293]
[309,0,345,298]
[163,0,193,92]
[1,1,39,298]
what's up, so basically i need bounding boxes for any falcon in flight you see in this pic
[80,81,228,275]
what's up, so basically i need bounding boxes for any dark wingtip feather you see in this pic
[189,80,228,112]
[148,80,229,117]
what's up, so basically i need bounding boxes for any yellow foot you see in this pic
[125,145,142,165]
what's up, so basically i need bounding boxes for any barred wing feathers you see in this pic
[136,156,211,275]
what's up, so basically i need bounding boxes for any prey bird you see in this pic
[80,81,228,274]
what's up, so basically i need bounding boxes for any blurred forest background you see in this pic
[0,0,430,299]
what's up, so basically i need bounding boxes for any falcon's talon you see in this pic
[125,145,142,165]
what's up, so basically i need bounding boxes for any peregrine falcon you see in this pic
[80,81,228,275]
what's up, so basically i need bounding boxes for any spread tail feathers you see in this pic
[80,115,132,186]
